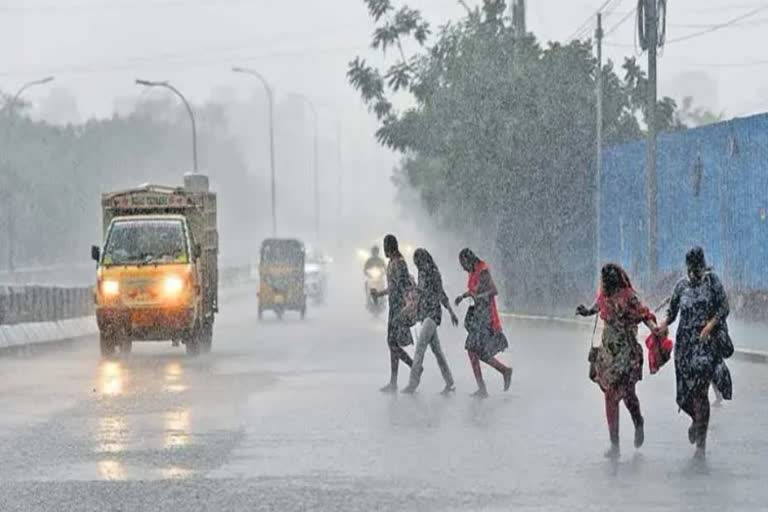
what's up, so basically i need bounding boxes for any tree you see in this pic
[676,96,724,127]
[348,0,688,311]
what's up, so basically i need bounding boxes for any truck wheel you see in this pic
[201,323,213,354]
[185,327,201,357]
[100,334,116,358]
[186,338,200,357]
[119,340,133,355]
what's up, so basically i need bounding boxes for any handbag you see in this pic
[588,315,599,383]
[714,324,734,359]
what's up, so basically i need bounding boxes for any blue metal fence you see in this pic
[600,113,768,293]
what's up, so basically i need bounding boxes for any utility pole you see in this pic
[595,12,603,274]
[511,0,526,36]
[645,0,659,282]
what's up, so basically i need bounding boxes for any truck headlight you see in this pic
[101,280,120,297]
[163,276,185,296]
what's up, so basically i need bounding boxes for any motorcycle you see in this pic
[364,266,387,317]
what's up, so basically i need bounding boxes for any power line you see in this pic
[666,4,768,44]
[605,6,636,36]
[565,0,616,41]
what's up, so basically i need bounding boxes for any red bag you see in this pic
[645,332,673,374]
[645,313,673,374]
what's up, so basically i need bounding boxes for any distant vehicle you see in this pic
[91,174,218,357]
[304,247,330,304]
[258,238,306,320]
[364,265,386,317]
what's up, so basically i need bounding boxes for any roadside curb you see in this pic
[500,311,768,364]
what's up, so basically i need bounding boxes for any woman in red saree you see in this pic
[577,263,658,458]
[456,248,512,399]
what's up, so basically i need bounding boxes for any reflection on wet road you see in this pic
[0,288,767,511]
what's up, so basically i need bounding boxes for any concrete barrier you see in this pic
[0,275,257,352]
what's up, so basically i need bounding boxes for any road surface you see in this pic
[0,283,766,511]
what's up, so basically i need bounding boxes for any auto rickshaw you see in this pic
[258,238,306,320]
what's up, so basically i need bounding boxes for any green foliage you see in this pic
[348,0,695,306]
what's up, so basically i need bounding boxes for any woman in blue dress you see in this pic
[657,247,730,459]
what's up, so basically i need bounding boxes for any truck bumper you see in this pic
[96,306,195,341]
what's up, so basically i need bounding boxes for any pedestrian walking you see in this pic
[455,248,512,399]
[656,247,731,460]
[577,263,658,458]
[370,234,414,393]
[401,248,459,395]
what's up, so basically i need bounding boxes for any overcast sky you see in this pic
[3,0,767,118]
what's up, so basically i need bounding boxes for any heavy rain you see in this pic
[1,0,767,510]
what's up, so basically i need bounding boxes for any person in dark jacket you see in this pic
[577,263,657,458]
[401,248,459,395]
[455,248,512,399]
[656,246,730,460]
[370,234,414,393]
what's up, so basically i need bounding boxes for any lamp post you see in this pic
[3,76,56,272]
[135,79,198,172]
[232,66,277,237]
[287,93,319,240]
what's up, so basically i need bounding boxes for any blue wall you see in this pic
[600,113,768,291]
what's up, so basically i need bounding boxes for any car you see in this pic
[304,247,330,305]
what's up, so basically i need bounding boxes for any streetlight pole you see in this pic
[288,93,319,241]
[135,79,198,172]
[3,76,55,272]
[232,66,277,237]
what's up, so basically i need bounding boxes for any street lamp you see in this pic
[287,93,319,241]
[135,79,198,172]
[3,76,56,272]
[232,66,277,237]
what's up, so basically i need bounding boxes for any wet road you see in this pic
[1,286,767,511]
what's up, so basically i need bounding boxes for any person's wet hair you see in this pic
[686,246,707,272]
[414,248,436,271]
[459,248,479,271]
[383,234,399,258]
[600,263,631,297]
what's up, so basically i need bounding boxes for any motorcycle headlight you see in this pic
[101,279,120,297]
[367,268,382,279]
[163,276,185,296]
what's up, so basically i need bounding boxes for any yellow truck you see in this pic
[91,174,218,357]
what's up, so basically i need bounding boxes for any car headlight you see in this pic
[163,276,185,296]
[101,279,120,297]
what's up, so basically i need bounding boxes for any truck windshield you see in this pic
[104,219,188,266]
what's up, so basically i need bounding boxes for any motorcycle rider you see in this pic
[364,246,386,274]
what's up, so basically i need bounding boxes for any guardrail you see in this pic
[0,264,256,326]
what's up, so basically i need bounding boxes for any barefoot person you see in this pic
[456,248,512,398]
[402,248,459,395]
[371,234,414,393]
[577,263,658,458]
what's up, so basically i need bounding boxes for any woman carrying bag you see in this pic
[577,263,659,458]
[656,246,732,460]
